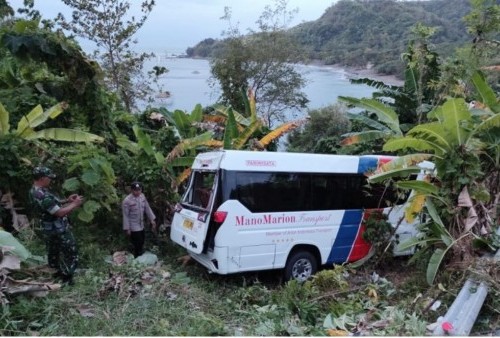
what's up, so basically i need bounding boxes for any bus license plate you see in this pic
[183,219,193,230]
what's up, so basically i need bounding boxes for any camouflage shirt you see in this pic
[29,185,62,222]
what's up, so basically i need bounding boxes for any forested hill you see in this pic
[186,0,472,76]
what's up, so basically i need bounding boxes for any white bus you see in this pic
[170,150,424,281]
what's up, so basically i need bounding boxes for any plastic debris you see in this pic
[134,252,158,265]
[430,300,441,311]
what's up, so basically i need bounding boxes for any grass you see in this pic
[2,226,499,336]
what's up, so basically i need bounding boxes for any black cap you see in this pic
[131,182,142,190]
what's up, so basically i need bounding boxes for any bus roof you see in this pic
[192,150,396,175]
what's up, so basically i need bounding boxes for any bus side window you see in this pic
[311,176,329,210]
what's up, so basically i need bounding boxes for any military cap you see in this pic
[33,166,56,179]
[131,181,142,190]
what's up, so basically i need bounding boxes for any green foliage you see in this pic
[0,134,32,195]
[310,265,349,292]
[233,282,272,307]
[63,145,119,224]
[275,280,320,324]
[0,18,118,135]
[319,267,429,336]
[0,1,14,19]
[286,104,350,153]
[113,125,179,225]
[338,25,444,151]
[397,199,456,285]
[0,101,103,143]
[362,211,393,246]
[1,227,493,336]
[0,101,104,228]
[190,0,472,78]
[463,0,500,63]
[210,0,308,127]
[55,0,156,112]
[375,89,499,284]
[339,96,404,147]
[293,0,470,74]
[0,229,30,260]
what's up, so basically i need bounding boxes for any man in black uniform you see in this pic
[29,166,84,285]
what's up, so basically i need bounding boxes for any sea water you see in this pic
[143,56,377,116]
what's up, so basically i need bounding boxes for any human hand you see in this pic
[151,220,157,233]
[125,230,131,236]
[73,195,84,207]
[68,194,79,202]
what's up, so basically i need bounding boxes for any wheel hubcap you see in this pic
[292,258,312,282]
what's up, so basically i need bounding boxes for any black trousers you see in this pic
[130,230,145,258]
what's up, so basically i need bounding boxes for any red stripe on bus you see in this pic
[347,209,382,262]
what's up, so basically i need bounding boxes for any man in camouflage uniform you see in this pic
[29,166,84,285]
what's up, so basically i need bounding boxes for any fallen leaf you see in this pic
[112,251,129,265]
[0,253,21,270]
[177,255,192,266]
[326,329,349,336]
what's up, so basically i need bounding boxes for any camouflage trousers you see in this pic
[43,229,78,277]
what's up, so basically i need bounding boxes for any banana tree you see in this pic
[0,101,103,230]
[337,96,404,146]
[162,104,223,187]
[166,89,305,186]
[337,60,430,147]
[338,25,442,148]
[220,105,303,151]
[366,74,499,284]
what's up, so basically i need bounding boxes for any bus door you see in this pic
[171,170,217,254]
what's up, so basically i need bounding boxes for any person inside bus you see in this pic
[196,187,211,208]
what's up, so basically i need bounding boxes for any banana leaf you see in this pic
[367,167,421,183]
[17,103,67,136]
[223,108,239,149]
[383,137,442,154]
[396,180,438,194]
[0,101,10,136]
[341,130,389,145]
[471,71,500,113]
[427,248,448,285]
[338,96,400,133]
[233,120,262,150]
[24,128,103,142]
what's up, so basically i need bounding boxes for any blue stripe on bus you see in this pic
[326,209,363,264]
[357,156,379,174]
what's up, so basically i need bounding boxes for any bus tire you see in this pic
[284,251,317,282]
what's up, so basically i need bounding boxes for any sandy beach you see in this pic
[345,67,404,86]
[307,60,404,86]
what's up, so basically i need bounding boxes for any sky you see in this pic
[8,0,336,54]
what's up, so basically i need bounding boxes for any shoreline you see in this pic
[306,60,404,86]
[345,67,404,86]
[167,55,404,86]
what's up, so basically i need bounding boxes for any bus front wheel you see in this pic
[284,251,317,282]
